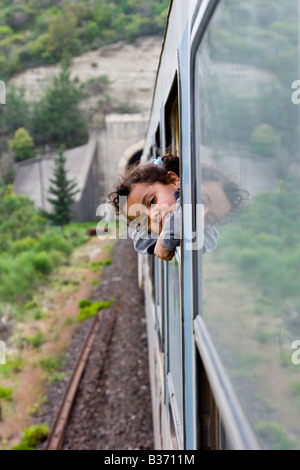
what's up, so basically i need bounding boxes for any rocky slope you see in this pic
[10,36,163,126]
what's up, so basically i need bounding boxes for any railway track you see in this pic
[45,308,116,450]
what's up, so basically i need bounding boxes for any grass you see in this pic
[75,298,114,322]
[39,354,66,384]
[90,259,112,272]
[0,356,24,378]
[27,395,48,417]
[25,332,45,349]
[39,355,64,374]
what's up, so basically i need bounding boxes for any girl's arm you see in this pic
[154,234,175,260]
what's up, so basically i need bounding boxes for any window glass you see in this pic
[166,257,183,441]
[194,0,300,450]
[155,259,164,343]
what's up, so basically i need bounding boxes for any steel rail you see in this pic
[46,311,102,450]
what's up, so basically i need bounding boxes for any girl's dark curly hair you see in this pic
[201,163,249,214]
[108,151,179,215]
[108,149,249,216]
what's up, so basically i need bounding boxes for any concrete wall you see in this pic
[13,139,100,222]
[13,113,149,221]
[96,113,149,202]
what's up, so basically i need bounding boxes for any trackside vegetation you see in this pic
[76,297,114,322]
[0,185,89,305]
[11,423,49,450]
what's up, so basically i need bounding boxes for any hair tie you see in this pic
[152,157,163,165]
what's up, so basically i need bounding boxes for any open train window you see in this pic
[155,125,161,158]
[192,0,300,450]
[162,72,184,450]
[164,75,179,153]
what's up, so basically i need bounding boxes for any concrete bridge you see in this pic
[13,113,148,222]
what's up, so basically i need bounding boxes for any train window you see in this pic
[193,0,300,450]
[162,73,184,449]
[166,257,183,447]
[195,349,220,450]
[165,76,180,152]
[155,125,161,158]
[155,259,164,348]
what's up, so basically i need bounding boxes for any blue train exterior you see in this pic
[140,0,300,450]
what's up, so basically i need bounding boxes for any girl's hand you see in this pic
[154,234,174,261]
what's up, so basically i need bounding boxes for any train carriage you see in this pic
[139,0,300,450]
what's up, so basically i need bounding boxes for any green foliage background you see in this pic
[0,185,90,305]
[0,0,169,79]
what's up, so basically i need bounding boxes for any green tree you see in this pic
[250,123,280,157]
[46,11,77,61]
[8,127,35,161]
[47,149,80,233]
[0,85,30,135]
[31,65,88,147]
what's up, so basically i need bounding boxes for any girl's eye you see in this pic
[150,197,156,205]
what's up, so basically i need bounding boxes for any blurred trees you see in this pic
[0,0,169,79]
[0,64,88,168]
[0,84,29,135]
[218,173,300,313]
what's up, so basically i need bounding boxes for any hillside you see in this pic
[10,35,163,127]
[0,0,169,80]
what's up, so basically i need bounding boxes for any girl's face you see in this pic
[123,172,232,234]
[201,181,232,226]
[124,171,180,234]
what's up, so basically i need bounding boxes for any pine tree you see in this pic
[47,149,79,233]
[32,65,88,148]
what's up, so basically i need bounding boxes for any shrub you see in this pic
[76,298,114,322]
[8,127,35,162]
[11,237,36,254]
[78,299,92,308]
[33,251,53,274]
[0,386,13,400]
[34,230,72,255]
[11,423,49,450]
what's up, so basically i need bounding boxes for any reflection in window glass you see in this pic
[194,0,300,450]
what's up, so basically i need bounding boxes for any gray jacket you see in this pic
[131,191,218,255]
